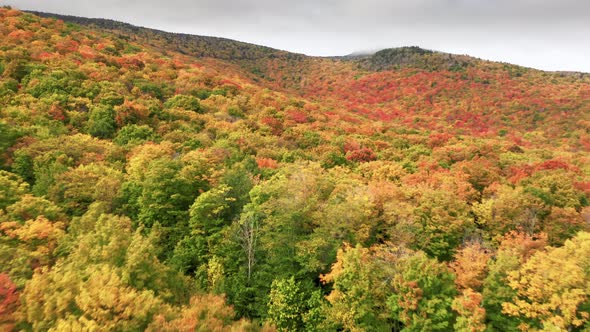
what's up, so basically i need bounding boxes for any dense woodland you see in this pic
[1,8,590,331]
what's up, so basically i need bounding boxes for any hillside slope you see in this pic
[1,8,590,331]
[26,11,590,145]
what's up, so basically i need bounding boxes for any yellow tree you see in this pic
[450,242,491,291]
[73,264,167,331]
[450,242,491,332]
[503,232,590,331]
[481,231,547,331]
[451,289,486,332]
[147,294,274,331]
[472,185,546,239]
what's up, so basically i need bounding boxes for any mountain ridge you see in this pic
[25,9,590,76]
[26,10,305,61]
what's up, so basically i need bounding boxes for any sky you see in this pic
[7,0,590,72]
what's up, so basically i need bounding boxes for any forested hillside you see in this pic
[1,8,590,331]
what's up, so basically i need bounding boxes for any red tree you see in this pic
[0,273,19,330]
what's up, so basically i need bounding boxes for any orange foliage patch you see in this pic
[256,157,278,169]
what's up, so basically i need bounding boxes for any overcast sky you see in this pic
[7,0,590,72]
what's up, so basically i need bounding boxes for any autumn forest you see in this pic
[0,7,590,331]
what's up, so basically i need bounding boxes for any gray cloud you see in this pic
[7,0,590,72]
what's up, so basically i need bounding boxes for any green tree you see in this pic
[31,152,73,197]
[387,251,457,332]
[170,183,240,276]
[0,171,29,210]
[321,244,394,331]
[114,124,157,146]
[164,94,201,113]
[122,229,191,305]
[411,189,474,261]
[267,277,305,331]
[48,163,123,216]
[136,157,196,228]
[87,104,117,139]
[0,121,19,168]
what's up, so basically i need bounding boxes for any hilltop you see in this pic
[1,8,589,331]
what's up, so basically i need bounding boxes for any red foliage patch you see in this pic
[508,165,534,184]
[7,29,33,41]
[256,157,278,169]
[0,273,19,330]
[343,139,361,153]
[116,56,145,70]
[34,51,58,61]
[574,181,590,194]
[261,117,284,136]
[49,104,66,122]
[346,147,377,163]
[287,110,309,124]
[115,101,150,126]
[78,45,96,59]
[55,38,80,54]
[534,159,578,173]
[428,132,454,148]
